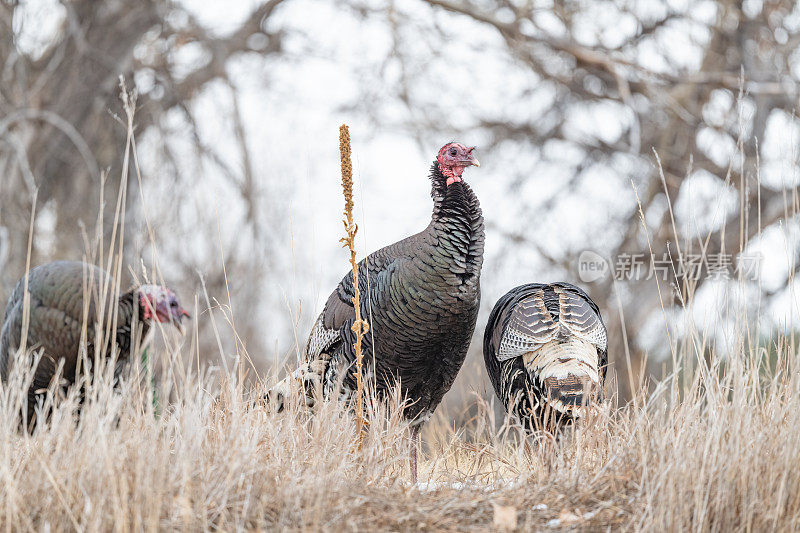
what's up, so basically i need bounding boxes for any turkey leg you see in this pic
[409,425,420,484]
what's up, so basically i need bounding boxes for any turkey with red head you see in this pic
[0,260,190,424]
[483,282,608,431]
[268,142,483,481]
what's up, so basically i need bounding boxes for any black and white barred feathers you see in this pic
[268,143,484,425]
[483,282,608,429]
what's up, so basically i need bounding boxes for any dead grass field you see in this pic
[0,319,798,531]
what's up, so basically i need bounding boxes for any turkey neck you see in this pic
[112,290,151,357]
[429,163,484,272]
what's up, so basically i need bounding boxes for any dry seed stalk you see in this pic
[339,124,369,444]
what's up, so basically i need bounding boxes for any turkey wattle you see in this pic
[0,261,190,422]
[268,142,484,479]
[483,282,608,430]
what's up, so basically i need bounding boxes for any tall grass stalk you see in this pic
[338,124,369,445]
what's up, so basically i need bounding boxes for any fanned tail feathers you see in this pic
[485,282,609,427]
[523,334,601,415]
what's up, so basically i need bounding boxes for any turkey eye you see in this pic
[449,148,457,156]
[170,301,178,307]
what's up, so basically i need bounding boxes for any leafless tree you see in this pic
[352,0,800,397]
[0,0,289,363]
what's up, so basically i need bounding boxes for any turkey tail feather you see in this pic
[523,337,601,415]
[483,282,609,428]
[263,358,330,412]
[263,309,343,411]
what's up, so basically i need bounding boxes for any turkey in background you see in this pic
[0,261,189,425]
[483,282,608,431]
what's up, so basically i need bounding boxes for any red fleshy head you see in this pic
[138,285,190,333]
[436,143,480,186]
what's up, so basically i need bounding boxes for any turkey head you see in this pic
[436,143,480,186]
[138,285,190,334]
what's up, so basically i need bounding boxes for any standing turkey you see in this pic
[0,260,189,424]
[269,142,483,481]
[483,282,608,430]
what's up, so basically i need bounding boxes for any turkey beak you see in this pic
[173,308,190,336]
[462,148,480,167]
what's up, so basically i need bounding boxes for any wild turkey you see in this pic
[0,260,189,423]
[483,282,608,430]
[269,142,483,481]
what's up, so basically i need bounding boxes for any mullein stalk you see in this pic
[339,124,369,446]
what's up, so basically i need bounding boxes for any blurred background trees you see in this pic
[0,0,288,360]
[352,0,800,399]
[1,0,798,405]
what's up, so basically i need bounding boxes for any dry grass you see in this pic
[2,97,800,531]
[2,330,800,531]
